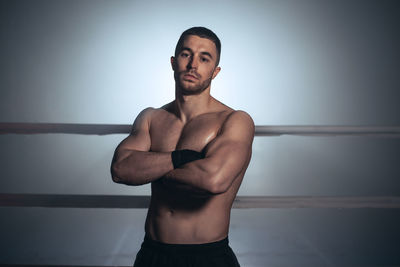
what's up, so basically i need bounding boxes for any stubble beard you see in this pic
[175,71,213,96]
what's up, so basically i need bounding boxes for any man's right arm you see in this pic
[110,108,174,186]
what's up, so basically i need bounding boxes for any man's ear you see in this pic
[171,56,176,71]
[212,66,221,79]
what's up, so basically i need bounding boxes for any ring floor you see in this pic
[1,207,399,266]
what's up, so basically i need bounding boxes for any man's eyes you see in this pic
[180,52,210,63]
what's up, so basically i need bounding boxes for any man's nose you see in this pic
[187,55,199,69]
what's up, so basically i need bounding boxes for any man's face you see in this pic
[172,35,221,95]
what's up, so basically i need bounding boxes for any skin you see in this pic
[111,35,255,244]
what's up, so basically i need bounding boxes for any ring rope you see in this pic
[1,123,400,137]
[1,123,399,209]
[1,194,400,209]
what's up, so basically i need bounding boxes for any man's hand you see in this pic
[171,149,205,168]
[162,149,210,197]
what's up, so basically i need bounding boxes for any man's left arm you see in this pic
[163,111,255,195]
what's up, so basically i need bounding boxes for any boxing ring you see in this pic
[1,123,400,210]
[1,122,400,267]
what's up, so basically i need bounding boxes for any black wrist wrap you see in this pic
[171,149,204,169]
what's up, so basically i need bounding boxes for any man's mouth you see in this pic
[183,73,199,80]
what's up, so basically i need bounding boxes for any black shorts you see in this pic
[133,235,241,267]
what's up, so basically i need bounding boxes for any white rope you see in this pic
[255,125,400,137]
[1,194,399,209]
[1,124,399,209]
[1,123,400,137]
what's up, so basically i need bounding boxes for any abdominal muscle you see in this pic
[144,176,241,244]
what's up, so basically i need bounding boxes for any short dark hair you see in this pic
[174,27,221,66]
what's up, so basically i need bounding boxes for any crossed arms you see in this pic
[111,108,254,195]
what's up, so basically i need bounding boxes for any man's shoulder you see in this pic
[137,103,173,119]
[208,98,254,131]
[227,109,253,121]
[224,110,254,132]
[134,107,155,122]
[212,98,252,120]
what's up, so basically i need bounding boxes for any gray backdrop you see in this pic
[1,0,399,266]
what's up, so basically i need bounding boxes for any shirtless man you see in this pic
[111,27,254,267]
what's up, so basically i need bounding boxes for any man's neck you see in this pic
[174,88,213,123]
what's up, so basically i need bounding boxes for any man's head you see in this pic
[172,27,222,95]
[175,27,221,66]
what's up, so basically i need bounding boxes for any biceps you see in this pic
[205,140,252,178]
[117,131,151,153]
[113,130,151,166]
[117,108,153,153]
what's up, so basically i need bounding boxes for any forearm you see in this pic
[163,143,250,195]
[111,149,173,185]
[163,159,219,195]
[162,178,213,197]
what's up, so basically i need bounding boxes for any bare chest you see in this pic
[149,114,225,153]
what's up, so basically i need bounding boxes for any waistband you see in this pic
[141,235,230,254]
